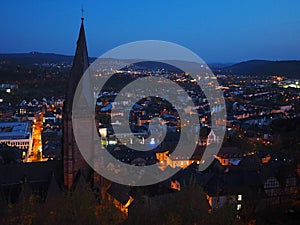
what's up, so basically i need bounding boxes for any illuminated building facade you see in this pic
[0,122,33,158]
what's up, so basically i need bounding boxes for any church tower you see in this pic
[63,17,92,189]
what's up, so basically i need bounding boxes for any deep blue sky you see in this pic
[0,0,300,63]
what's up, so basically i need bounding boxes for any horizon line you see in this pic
[1,51,300,65]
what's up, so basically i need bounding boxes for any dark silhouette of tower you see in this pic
[63,17,92,189]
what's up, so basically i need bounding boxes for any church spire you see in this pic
[63,17,91,189]
[81,6,85,21]
[65,17,89,111]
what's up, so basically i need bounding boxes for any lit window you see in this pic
[237,195,242,201]
[237,204,241,211]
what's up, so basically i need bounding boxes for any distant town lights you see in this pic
[149,138,156,145]
[99,128,107,138]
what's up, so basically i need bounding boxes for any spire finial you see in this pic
[81,6,84,21]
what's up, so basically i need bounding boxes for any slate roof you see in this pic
[45,171,62,202]
[0,161,62,204]
[107,182,132,205]
[0,161,62,186]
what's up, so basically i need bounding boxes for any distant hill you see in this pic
[123,61,184,73]
[1,53,300,78]
[0,52,96,64]
[218,60,300,78]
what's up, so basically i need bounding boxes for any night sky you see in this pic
[1,0,300,63]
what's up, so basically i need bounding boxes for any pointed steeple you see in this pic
[45,172,62,203]
[63,18,93,190]
[66,17,90,111]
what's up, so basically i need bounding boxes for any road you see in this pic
[26,114,47,162]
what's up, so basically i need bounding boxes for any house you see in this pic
[41,128,61,160]
[214,147,243,166]
[166,145,206,168]
[106,183,134,215]
[207,130,221,145]
[165,145,243,169]
[155,149,169,163]
[259,163,298,208]
[167,150,299,213]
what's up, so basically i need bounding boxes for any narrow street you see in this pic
[27,113,46,162]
